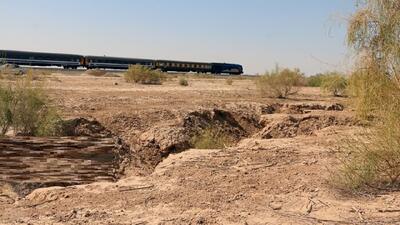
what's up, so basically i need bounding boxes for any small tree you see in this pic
[320,72,348,97]
[332,0,400,191]
[256,67,305,98]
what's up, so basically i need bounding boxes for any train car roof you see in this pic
[156,59,212,64]
[85,55,154,61]
[157,60,242,66]
[0,49,84,58]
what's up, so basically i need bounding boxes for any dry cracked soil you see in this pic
[1,71,400,225]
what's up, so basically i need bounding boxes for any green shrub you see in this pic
[320,72,348,97]
[178,77,189,86]
[124,65,165,85]
[190,126,234,149]
[226,78,234,85]
[255,67,305,98]
[306,73,326,87]
[0,78,62,136]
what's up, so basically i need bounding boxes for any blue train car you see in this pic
[0,50,84,69]
[211,63,243,75]
[85,56,154,70]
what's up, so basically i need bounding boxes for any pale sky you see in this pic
[0,0,356,75]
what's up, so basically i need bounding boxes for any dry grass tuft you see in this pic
[178,77,189,86]
[190,126,234,149]
[226,78,234,85]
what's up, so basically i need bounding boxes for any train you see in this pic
[0,50,243,75]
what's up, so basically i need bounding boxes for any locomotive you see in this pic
[0,50,243,75]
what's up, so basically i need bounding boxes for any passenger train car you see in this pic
[0,50,244,75]
[85,56,153,70]
[0,50,84,69]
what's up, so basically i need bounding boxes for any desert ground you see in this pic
[1,71,400,225]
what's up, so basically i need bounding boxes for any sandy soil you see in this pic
[1,72,400,225]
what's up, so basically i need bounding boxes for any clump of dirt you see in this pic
[255,115,353,139]
[61,118,113,138]
[279,103,345,114]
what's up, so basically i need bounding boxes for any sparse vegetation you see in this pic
[255,66,305,98]
[0,77,62,136]
[190,126,234,149]
[124,65,165,85]
[333,0,400,191]
[320,72,348,97]
[226,78,234,85]
[178,77,189,86]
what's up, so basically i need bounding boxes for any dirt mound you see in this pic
[62,118,112,138]
[256,115,352,139]
[85,69,119,77]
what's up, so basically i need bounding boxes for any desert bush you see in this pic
[178,77,189,86]
[124,65,165,85]
[255,67,305,98]
[306,73,326,87]
[333,0,400,191]
[226,78,234,85]
[0,78,62,136]
[190,126,234,149]
[320,72,348,97]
